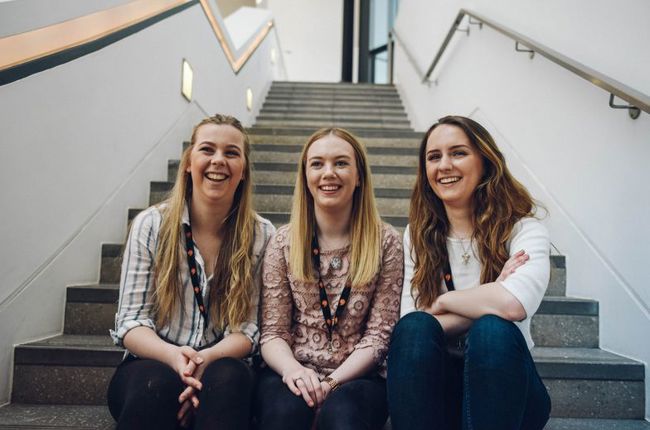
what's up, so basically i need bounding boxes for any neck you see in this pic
[444,204,473,238]
[189,196,232,235]
[314,205,352,242]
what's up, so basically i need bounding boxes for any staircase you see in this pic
[0,81,647,429]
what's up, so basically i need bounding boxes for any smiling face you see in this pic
[185,123,246,207]
[305,134,360,215]
[425,124,484,210]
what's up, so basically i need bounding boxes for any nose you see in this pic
[438,154,452,171]
[323,162,336,177]
[210,150,225,165]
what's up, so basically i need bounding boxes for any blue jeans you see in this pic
[387,312,550,430]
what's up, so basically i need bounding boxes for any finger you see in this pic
[177,399,192,421]
[284,376,302,396]
[191,394,200,409]
[183,360,197,376]
[181,374,202,391]
[309,373,324,406]
[295,378,314,407]
[179,386,194,403]
[193,354,204,365]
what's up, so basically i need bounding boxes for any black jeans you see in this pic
[387,312,551,430]
[254,367,388,430]
[107,355,255,430]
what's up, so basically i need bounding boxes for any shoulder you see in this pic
[269,223,291,248]
[130,205,165,234]
[253,213,277,240]
[380,222,403,251]
[511,217,548,240]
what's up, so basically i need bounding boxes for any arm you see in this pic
[403,225,474,335]
[347,226,403,378]
[258,229,324,406]
[432,219,550,322]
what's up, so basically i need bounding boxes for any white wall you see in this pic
[0,2,284,404]
[265,0,343,82]
[0,0,131,37]
[392,0,650,418]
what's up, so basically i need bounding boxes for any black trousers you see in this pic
[107,355,255,430]
[254,367,388,430]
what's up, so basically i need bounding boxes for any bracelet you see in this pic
[322,376,340,391]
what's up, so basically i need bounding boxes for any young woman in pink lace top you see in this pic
[254,128,404,430]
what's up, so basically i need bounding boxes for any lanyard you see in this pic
[182,223,209,326]
[311,232,351,353]
[443,259,455,292]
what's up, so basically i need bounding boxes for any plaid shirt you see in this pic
[110,204,275,354]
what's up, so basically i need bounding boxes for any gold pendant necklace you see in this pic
[452,229,473,265]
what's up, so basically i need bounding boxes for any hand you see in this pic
[282,365,324,408]
[177,399,195,428]
[496,250,529,282]
[177,350,211,416]
[319,380,332,405]
[169,346,203,392]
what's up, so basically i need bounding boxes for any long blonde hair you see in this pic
[409,116,536,308]
[289,128,382,287]
[153,114,256,330]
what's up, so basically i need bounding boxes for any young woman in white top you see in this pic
[386,115,551,430]
[108,114,274,429]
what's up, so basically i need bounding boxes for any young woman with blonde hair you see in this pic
[255,128,403,430]
[387,115,551,430]
[108,114,274,429]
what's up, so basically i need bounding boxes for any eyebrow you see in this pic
[427,144,471,153]
[197,141,242,150]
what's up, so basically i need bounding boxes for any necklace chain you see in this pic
[451,229,473,265]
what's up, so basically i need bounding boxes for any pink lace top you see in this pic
[260,223,404,378]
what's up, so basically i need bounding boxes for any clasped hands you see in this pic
[282,365,333,408]
[171,345,211,427]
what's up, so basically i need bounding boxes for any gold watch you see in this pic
[322,376,340,391]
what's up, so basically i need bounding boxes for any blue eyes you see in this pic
[309,160,349,168]
[427,151,467,161]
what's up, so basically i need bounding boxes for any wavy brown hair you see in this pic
[153,114,256,330]
[409,115,536,309]
[289,128,382,288]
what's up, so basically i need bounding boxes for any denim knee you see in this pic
[391,311,445,346]
[466,315,526,365]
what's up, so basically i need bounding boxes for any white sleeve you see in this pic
[499,218,550,319]
[400,225,417,316]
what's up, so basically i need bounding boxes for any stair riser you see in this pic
[254,120,412,130]
[544,379,645,419]
[250,151,417,166]
[65,299,596,348]
[12,366,113,405]
[250,127,422,138]
[265,95,402,103]
[13,363,643,418]
[262,101,404,110]
[257,114,410,125]
[65,303,116,336]
[259,107,408,116]
[249,135,421,148]
[530,315,598,348]
[548,266,567,296]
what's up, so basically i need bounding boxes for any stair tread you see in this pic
[0,404,114,429]
[16,334,644,380]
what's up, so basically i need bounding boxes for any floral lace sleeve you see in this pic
[259,225,294,347]
[353,224,404,364]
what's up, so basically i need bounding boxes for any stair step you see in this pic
[0,404,114,429]
[0,404,648,430]
[545,418,650,429]
[549,255,566,296]
[250,148,417,166]
[248,133,421,146]
[259,106,408,116]
[249,126,422,138]
[257,113,410,125]
[270,81,398,91]
[254,119,412,130]
[11,335,644,417]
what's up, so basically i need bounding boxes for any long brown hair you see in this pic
[153,114,256,330]
[409,115,536,308]
[289,128,382,288]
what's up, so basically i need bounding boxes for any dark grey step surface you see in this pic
[0,404,648,429]
[249,126,422,138]
[11,334,645,417]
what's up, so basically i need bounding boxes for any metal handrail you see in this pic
[406,8,650,115]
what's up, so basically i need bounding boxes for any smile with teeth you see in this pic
[205,172,228,182]
[320,184,341,191]
[439,176,461,184]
